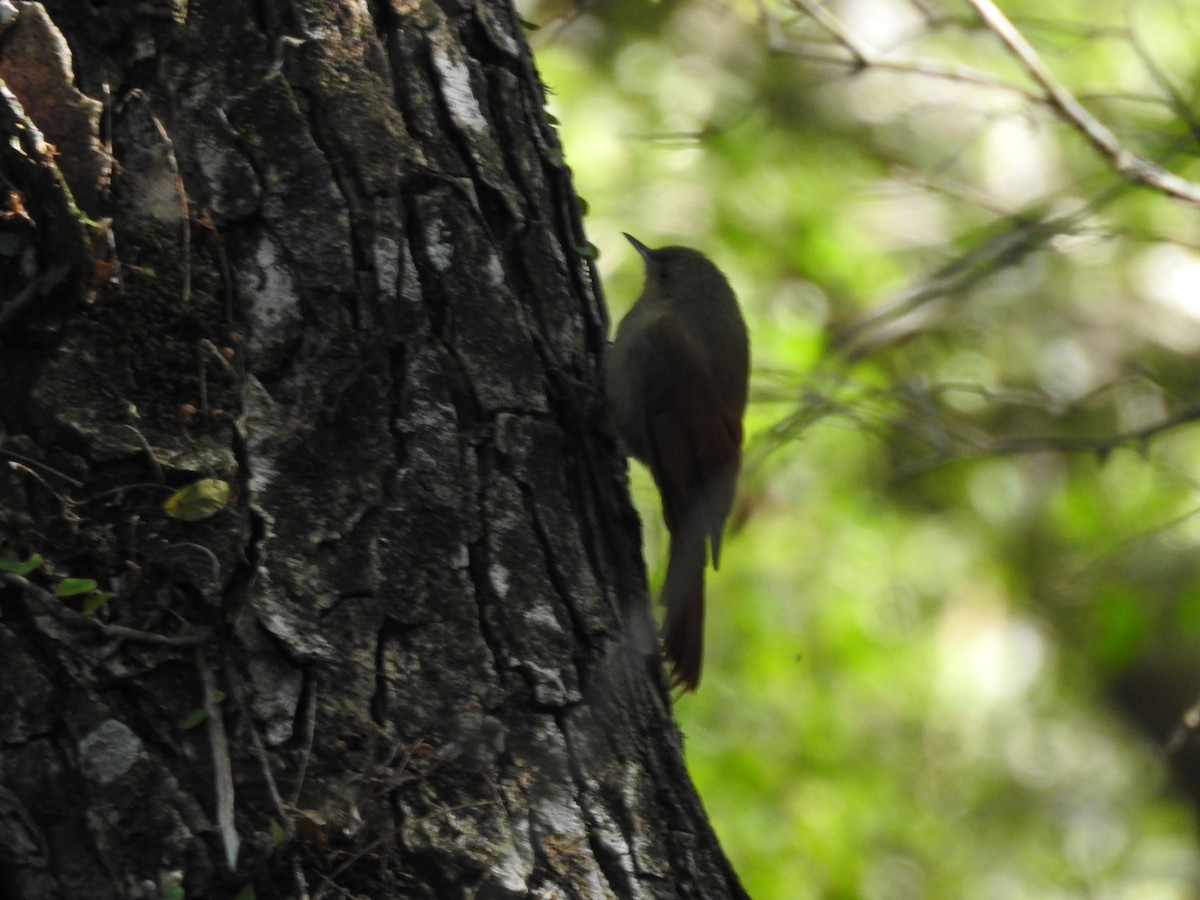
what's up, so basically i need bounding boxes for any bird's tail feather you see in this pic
[661,533,707,692]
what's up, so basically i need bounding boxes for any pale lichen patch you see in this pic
[431,43,487,134]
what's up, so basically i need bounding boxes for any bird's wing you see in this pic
[638,313,742,564]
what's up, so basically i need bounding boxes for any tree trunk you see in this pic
[0,1,748,897]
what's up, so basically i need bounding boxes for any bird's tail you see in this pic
[661,533,707,692]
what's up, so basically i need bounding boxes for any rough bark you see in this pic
[0,1,749,898]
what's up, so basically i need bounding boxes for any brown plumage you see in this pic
[607,235,750,691]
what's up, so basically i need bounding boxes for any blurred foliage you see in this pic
[520,0,1200,895]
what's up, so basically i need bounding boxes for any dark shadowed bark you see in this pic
[0,1,748,897]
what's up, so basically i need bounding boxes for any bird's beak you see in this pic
[623,233,652,261]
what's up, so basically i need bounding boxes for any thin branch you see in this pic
[198,651,239,871]
[2,572,208,647]
[762,1,1039,101]
[791,0,873,65]
[836,211,1076,359]
[965,0,1200,204]
[985,402,1200,458]
[887,393,1200,482]
[198,338,239,424]
[3,460,77,522]
[225,660,290,829]
[778,0,1200,201]
[124,424,164,484]
[291,678,318,807]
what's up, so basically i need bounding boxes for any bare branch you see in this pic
[791,0,873,66]
[198,651,239,871]
[966,0,1200,204]
[763,0,1039,101]
[837,205,1091,359]
[1,572,208,646]
[984,403,1200,458]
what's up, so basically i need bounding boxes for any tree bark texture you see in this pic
[0,1,748,898]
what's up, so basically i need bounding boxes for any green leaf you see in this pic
[82,591,116,616]
[233,886,256,900]
[56,577,98,597]
[0,549,43,575]
[545,112,560,126]
[180,708,209,729]
[269,818,288,845]
[518,15,539,31]
[162,885,185,900]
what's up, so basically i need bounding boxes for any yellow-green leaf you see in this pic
[163,479,232,521]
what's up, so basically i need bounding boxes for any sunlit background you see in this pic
[517,0,1200,896]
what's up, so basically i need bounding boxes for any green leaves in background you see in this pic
[523,0,1200,895]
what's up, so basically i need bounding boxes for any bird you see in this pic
[607,234,750,691]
